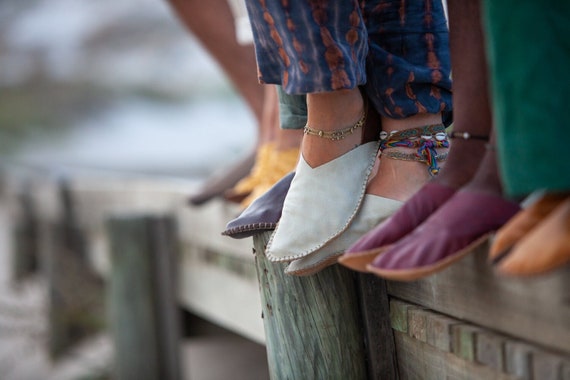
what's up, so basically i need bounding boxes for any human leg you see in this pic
[340,0,492,271]
[484,0,570,275]
[243,0,454,274]
[168,0,302,205]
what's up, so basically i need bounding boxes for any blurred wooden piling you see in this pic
[1,164,568,379]
[106,214,182,380]
[46,179,105,358]
[13,183,39,279]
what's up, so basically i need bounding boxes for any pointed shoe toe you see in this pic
[498,196,570,276]
[265,141,380,262]
[367,190,521,281]
[221,172,294,239]
[285,194,402,276]
[339,182,456,272]
[489,192,568,262]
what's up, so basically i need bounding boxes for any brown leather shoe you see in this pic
[498,196,570,276]
[489,192,568,262]
[188,150,255,206]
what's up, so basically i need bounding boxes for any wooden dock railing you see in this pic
[2,164,569,380]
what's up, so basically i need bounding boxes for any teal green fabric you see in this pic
[483,0,570,197]
[277,86,307,130]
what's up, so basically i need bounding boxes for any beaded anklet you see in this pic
[303,98,368,141]
[447,131,488,140]
[379,124,449,176]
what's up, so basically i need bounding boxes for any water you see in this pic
[13,95,256,179]
[0,0,257,182]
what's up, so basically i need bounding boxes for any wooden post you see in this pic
[254,231,368,380]
[106,214,182,380]
[355,274,399,380]
[13,183,39,279]
[46,178,105,358]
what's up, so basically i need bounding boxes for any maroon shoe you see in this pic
[338,182,456,272]
[366,190,521,281]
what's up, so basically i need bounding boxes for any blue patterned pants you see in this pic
[245,0,453,123]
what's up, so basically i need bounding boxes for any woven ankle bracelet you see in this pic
[379,124,450,176]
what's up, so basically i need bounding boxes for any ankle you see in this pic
[461,148,504,196]
[274,129,303,151]
[367,123,449,201]
[435,138,488,189]
[301,88,367,168]
[306,88,364,131]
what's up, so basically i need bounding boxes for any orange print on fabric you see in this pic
[424,0,433,27]
[399,0,406,26]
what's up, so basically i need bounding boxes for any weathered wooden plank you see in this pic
[254,231,368,380]
[408,308,429,343]
[562,361,570,380]
[356,274,399,380]
[13,185,39,279]
[532,351,564,380]
[178,244,265,344]
[475,331,506,371]
[425,312,458,352]
[390,299,422,334]
[395,331,518,380]
[387,242,570,353]
[451,324,482,362]
[107,214,182,380]
[504,341,533,380]
[46,180,105,359]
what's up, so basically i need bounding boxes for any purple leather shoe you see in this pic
[366,190,521,281]
[221,172,294,239]
[338,182,457,272]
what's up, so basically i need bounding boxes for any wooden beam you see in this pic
[253,231,368,379]
[106,214,182,380]
[356,274,399,379]
[46,179,105,358]
[387,243,570,353]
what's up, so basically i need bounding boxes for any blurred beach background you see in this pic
[0,0,267,379]
[0,0,256,179]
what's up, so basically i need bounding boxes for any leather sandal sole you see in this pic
[338,245,392,272]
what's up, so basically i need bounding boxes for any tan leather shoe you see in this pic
[489,193,568,262]
[224,143,275,202]
[498,196,570,276]
[239,146,299,208]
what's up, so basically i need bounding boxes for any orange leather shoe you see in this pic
[239,146,299,208]
[489,192,568,262]
[498,196,570,276]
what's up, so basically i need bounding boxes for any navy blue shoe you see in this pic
[222,172,294,239]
